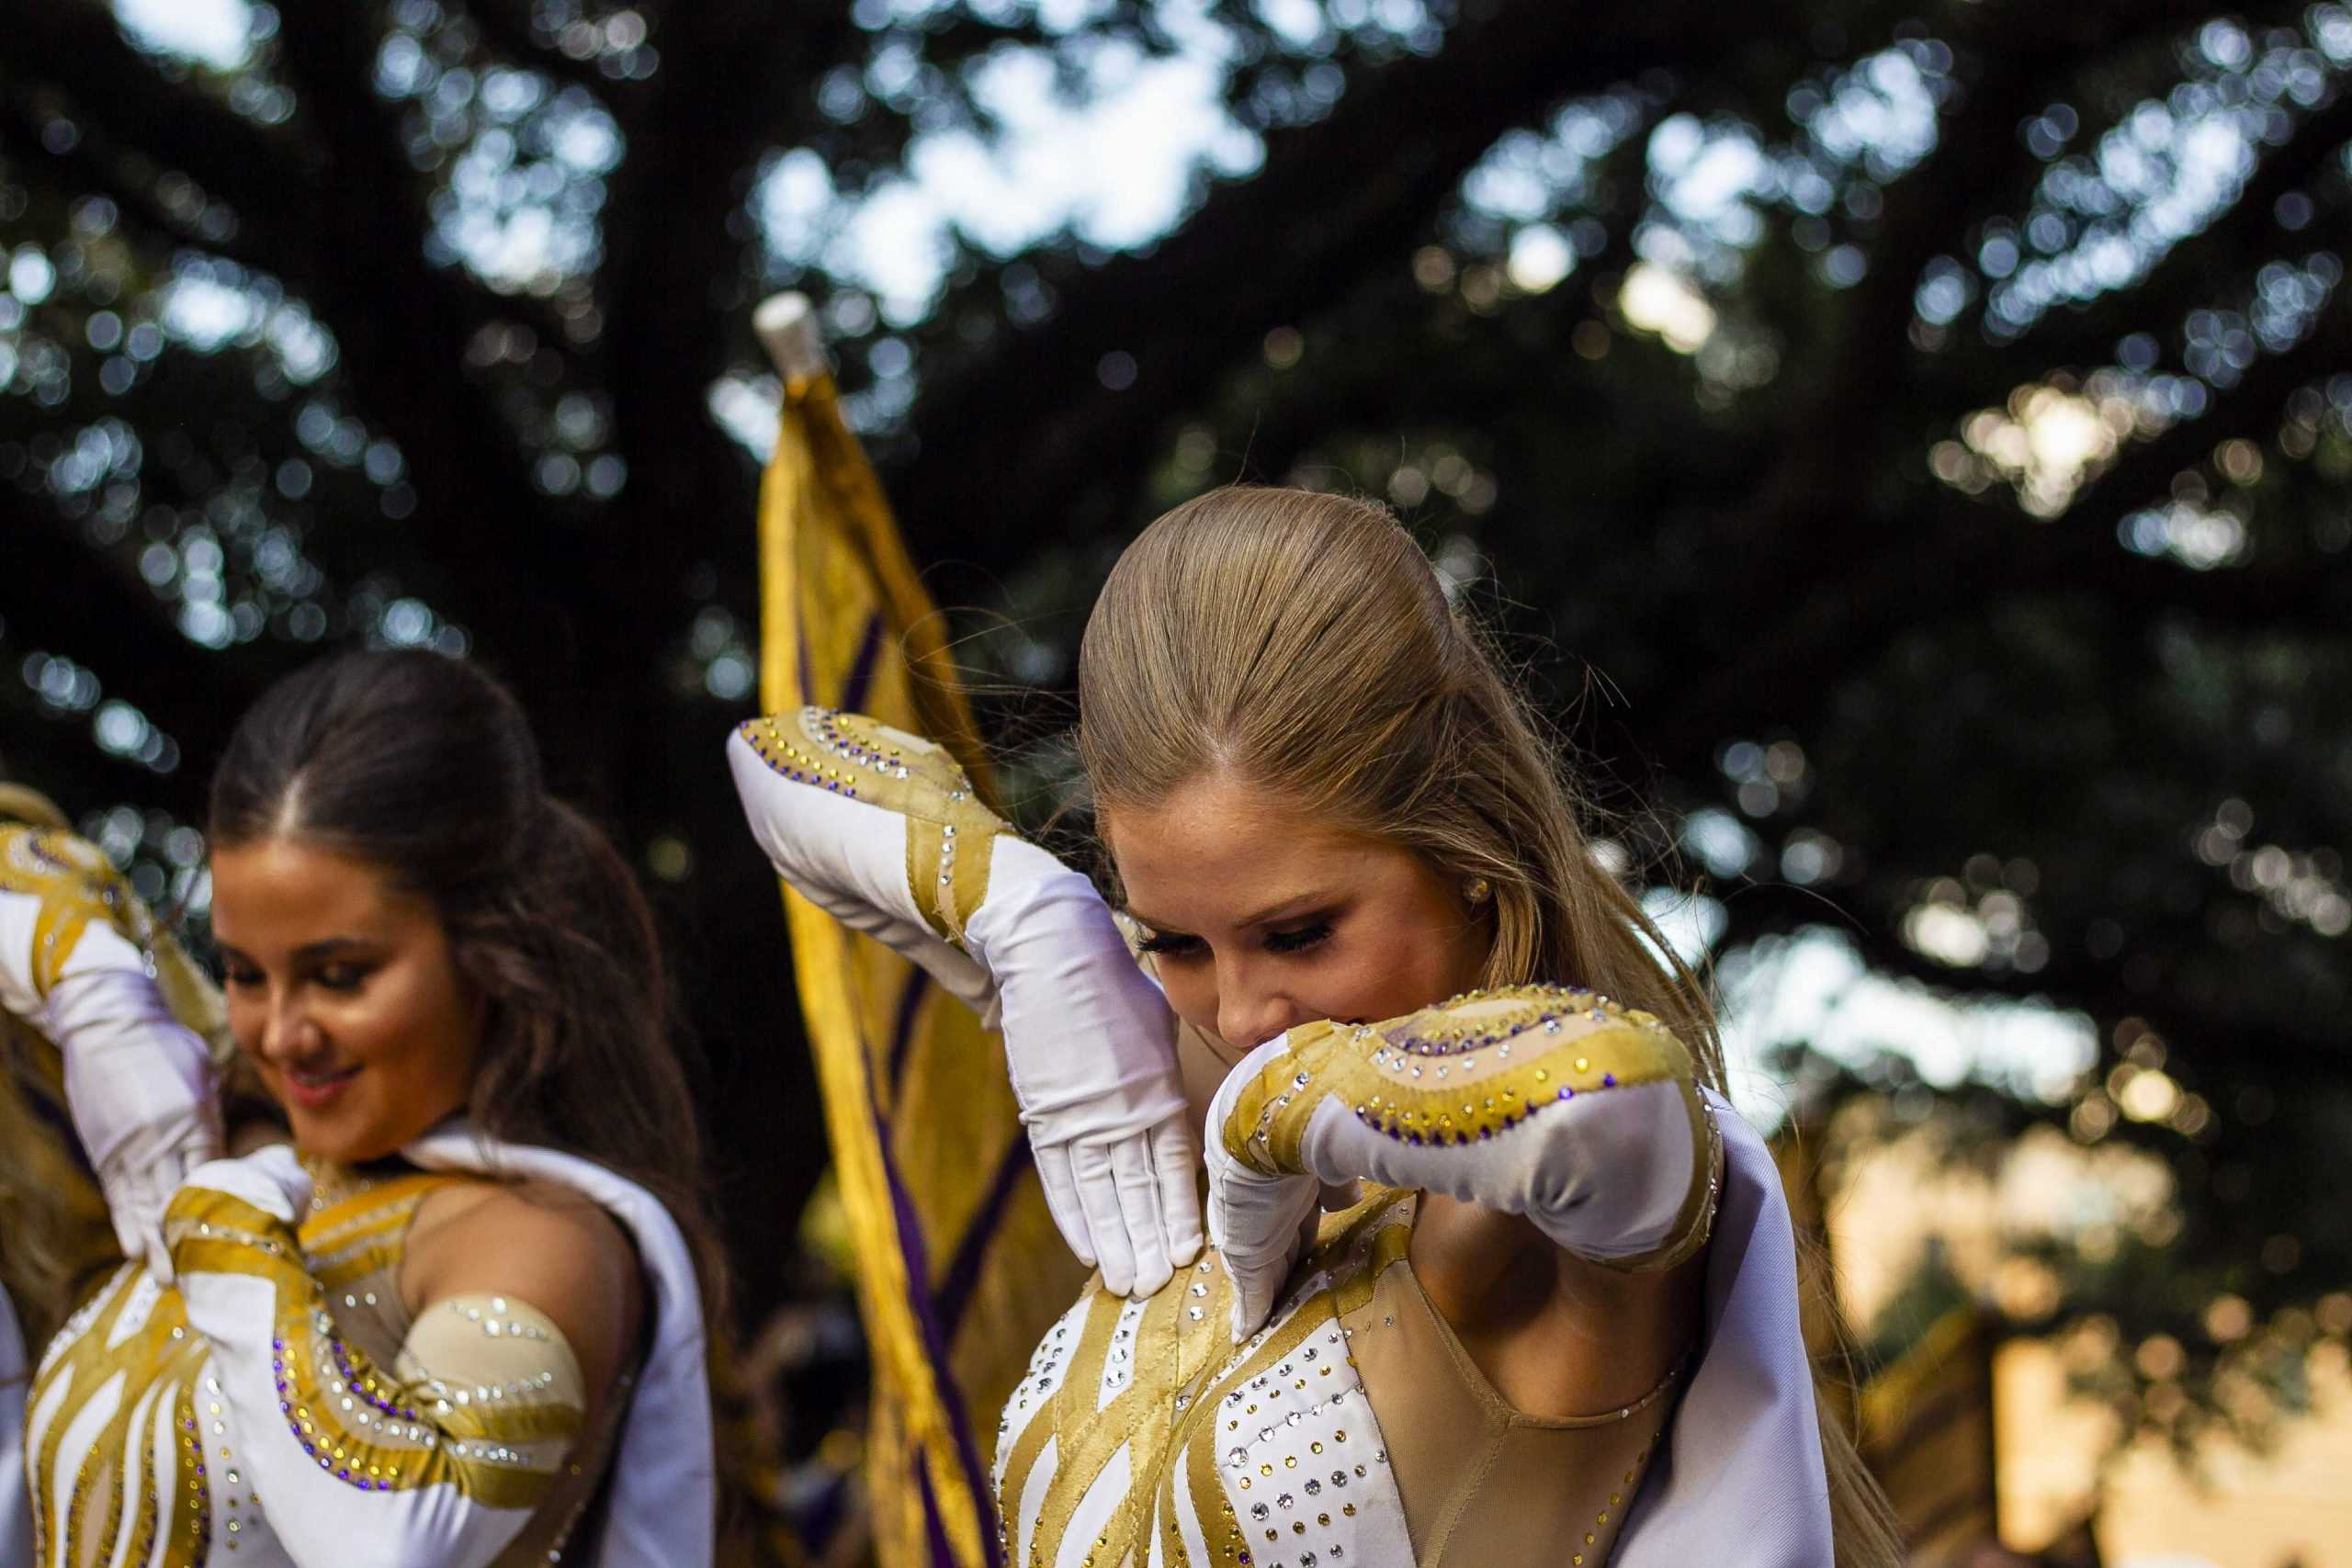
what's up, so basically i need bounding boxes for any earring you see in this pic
[1463,876,1492,905]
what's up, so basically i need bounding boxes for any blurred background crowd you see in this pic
[2,1,2347,1562]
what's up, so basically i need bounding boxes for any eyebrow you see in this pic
[1125,891,1339,934]
[218,936,377,964]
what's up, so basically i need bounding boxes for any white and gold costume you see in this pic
[729,705,1837,1568]
[992,995,1707,1568]
[3,824,717,1566]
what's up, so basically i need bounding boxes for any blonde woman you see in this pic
[730,486,1902,1566]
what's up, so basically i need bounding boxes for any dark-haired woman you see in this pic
[11,650,721,1565]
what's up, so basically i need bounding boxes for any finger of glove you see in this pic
[105,1199,175,1286]
[1108,1141,1174,1297]
[1031,1144,1100,1269]
[1070,1142,1138,1296]
[1226,1254,1284,1343]
[1148,1122,1204,1269]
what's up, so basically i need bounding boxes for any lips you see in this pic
[281,1063,361,1111]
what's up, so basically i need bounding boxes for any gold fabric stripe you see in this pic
[737,708,1009,951]
[171,1185,580,1510]
[1028,1288,1187,1567]
[1218,1022,1338,1175]
[28,896,94,998]
[301,1170,461,1236]
[27,1265,212,1564]
[1167,1194,1413,1512]
[906,819,954,942]
[998,1286,1126,1551]
[0,826,127,997]
[1266,1010,1691,1163]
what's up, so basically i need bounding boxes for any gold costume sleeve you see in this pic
[166,1173,588,1564]
[1223,985,1721,1273]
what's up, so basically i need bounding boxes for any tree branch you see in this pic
[0,0,320,272]
[0,494,272,799]
[461,0,617,97]
[1643,280,2352,772]
[891,0,1804,591]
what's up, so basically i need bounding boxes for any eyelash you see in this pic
[223,965,370,991]
[1134,931,1202,958]
[1136,923,1332,958]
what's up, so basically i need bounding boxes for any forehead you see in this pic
[1104,773,1391,929]
[209,837,420,946]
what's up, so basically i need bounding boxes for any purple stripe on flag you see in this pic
[870,1066,1005,1565]
[917,1459,959,1567]
[888,968,930,1095]
[839,613,885,714]
[939,1137,1034,1339]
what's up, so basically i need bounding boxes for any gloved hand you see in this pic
[728,709,1202,1295]
[51,953,225,1284]
[1203,1034,1321,1341]
[1209,987,1717,1342]
[168,1142,312,1235]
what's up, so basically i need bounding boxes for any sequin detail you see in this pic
[737,706,1007,948]
[1226,985,1695,1169]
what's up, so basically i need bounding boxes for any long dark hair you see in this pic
[208,649,727,1335]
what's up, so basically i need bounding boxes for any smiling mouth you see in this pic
[280,1062,362,1107]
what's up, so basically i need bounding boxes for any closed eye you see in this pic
[1263,921,1331,955]
[1135,929,1206,959]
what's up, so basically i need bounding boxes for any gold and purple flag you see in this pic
[753,300,1086,1568]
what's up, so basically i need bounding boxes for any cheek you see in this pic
[1330,924,1465,1021]
[344,966,479,1088]
[1154,964,1221,1037]
[225,995,268,1059]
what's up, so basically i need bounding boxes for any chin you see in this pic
[282,1107,401,1166]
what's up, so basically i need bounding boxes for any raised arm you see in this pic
[1206,985,1719,1337]
[164,1149,633,1567]
[0,824,220,1280]
[726,705,1201,1294]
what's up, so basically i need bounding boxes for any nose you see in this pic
[1216,959,1306,1055]
[257,987,324,1066]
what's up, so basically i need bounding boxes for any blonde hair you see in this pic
[1076,485,1903,1567]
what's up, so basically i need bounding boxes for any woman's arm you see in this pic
[727,705,1201,1295]
[1206,987,1720,1339]
[164,1149,638,1568]
[0,825,220,1280]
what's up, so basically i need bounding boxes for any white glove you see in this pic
[1203,1035,1321,1341]
[50,937,225,1285]
[728,711,1202,1295]
[1209,987,1717,1341]
[171,1143,312,1232]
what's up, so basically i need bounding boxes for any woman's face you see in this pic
[1104,770,1490,1062]
[210,836,481,1164]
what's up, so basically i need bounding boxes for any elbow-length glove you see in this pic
[1206,984,1720,1339]
[727,706,1202,1296]
[0,827,220,1282]
[166,1147,591,1566]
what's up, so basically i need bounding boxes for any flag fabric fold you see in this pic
[755,350,1085,1568]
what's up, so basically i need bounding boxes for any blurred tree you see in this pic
[3,0,2347,1483]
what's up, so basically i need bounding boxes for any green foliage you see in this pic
[1,1,2346,1428]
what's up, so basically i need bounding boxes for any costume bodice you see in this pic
[25,1170,626,1567]
[993,1189,1677,1568]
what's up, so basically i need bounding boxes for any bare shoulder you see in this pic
[402,1177,644,1396]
